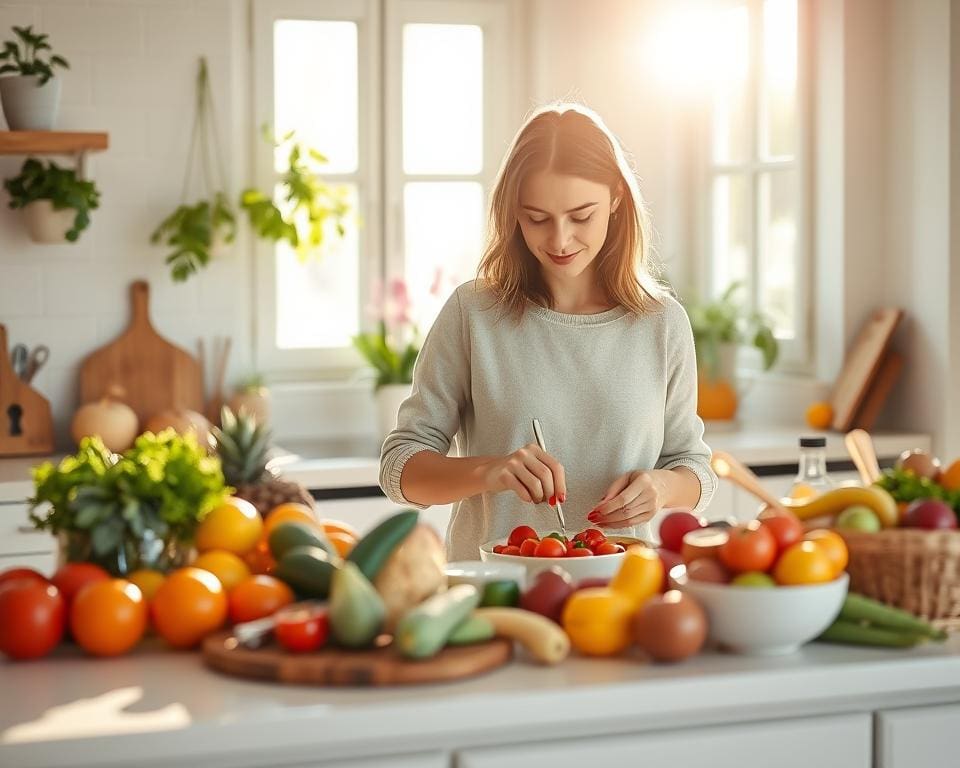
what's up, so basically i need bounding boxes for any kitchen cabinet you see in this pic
[455,713,872,768]
[0,499,55,572]
[875,703,960,768]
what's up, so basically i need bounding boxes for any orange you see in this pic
[805,401,834,430]
[320,518,360,539]
[151,567,228,648]
[195,497,263,555]
[228,575,294,624]
[70,579,147,657]
[326,531,357,558]
[263,503,321,536]
[561,588,635,656]
[772,541,836,585]
[127,569,166,602]
[697,377,738,421]
[940,459,960,492]
[803,529,849,577]
[243,537,277,575]
[609,548,663,608]
[191,550,251,593]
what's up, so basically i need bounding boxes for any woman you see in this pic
[379,102,715,561]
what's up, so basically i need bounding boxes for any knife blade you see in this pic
[531,418,566,536]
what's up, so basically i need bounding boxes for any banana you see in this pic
[781,485,899,528]
[474,607,570,665]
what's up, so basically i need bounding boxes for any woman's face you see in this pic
[517,170,620,278]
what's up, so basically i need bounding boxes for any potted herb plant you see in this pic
[0,25,69,130]
[30,431,229,576]
[683,282,779,422]
[3,158,100,242]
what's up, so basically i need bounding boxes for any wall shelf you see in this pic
[0,131,109,176]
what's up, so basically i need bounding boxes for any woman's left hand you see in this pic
[588,470,668,528]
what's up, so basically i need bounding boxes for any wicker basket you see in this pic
[838,529,960,630]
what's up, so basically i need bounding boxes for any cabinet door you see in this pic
[0,501,56,558]
[456,713,871,768]
[876,704,960,768]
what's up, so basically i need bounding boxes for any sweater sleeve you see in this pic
[378,286,471,509]
[654,298,717,514]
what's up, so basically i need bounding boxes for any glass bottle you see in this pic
[789,436,835,500]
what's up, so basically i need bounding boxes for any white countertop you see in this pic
[1,636,958,768]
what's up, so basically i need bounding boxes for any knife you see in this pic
[531,418,566,536]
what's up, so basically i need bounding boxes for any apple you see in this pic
[575,577,610,590]
[731,571,776,588]
[658,510,705,553]
[519,566,575,623]
[902,499,958,530]
[836,505,882,533]
[686,558,731,584]
[656,548,684,592]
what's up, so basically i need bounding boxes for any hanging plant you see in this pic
[150,57,236,282]
[3,158,100,242]
[240,127,351,260]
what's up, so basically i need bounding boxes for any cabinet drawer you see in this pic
[456,713,871,768]
[876,704,960,768]
[0,501,55,557]
[0,551,56,574]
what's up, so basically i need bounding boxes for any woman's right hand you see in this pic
[482,443,567,505]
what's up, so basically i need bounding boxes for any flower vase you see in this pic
[57,529,190,577]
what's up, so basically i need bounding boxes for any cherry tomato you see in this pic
[51,562,111,609]
[594,541,620,556]
[508,525,538,548]
[576,528,606,547]
[501,545,522,556]
[0,567,48,587]
[719,521,777,574]
[275,605,329,653]
[566,547,594,557]
[0,578,65,660]
[492,544,505,554]
[519,538,539,556]
[534,538,566,558]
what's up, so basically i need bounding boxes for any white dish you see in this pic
[478,536,649,583]
[445,560,528,590]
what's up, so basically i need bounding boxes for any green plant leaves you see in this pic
[150,192,237,282]
[0,26,69,84]
[3,158,100,241]
[351,320,421,389]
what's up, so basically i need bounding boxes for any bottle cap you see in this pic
[799,436,827,448]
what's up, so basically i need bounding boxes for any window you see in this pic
[704,0,809,371]
[252,0,514,375]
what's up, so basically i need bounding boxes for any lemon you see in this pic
[191,550,252,593]
[127,569,166,602]
[195,497,263,555]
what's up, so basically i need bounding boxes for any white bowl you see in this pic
[445,560,528,590]
[478,536,648,583]
[671,565,849,656]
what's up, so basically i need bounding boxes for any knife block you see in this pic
[0,324,54,456]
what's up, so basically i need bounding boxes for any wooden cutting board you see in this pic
[0,324,54,457]
[79,281,203,423]
[202,632,513,686]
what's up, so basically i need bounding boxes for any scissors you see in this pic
[10,344,50,384]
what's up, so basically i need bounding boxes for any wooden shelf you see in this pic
[0,131,109,155]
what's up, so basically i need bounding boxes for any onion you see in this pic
[144,408,211,447]
[71,387,139,452]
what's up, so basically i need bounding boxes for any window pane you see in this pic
[403,24,483,175]
[711,6,750,164]
[276,184,360,349]
[758,170,797,339]
[761,0,797,159]
[403,182,484,329]
[274,20,358,174]
[711,174,750,298]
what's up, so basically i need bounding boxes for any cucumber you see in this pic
[347,509,418,582]
[274,545,338,598]
[447,613,496,646]
[480,580,520,608]
[329,561,385,648]
[395,584,480,659]
[818,619,924,648]
[839,593,947,640]
[268,521,335,561]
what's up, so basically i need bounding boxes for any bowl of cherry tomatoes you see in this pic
[479,525,650,581]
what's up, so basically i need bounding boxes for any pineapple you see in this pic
[212,406,315,518]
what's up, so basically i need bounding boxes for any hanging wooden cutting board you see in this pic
[202,632,513,686]
[0,324,54,457]
[79,281,203,423]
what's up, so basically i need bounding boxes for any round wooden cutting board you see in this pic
[202,632,513,686]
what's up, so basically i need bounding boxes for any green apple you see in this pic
[731,571,776,588]
[836,505,882,533]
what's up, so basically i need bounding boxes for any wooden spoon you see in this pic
[710,450,788,513]
[844,429,882,485]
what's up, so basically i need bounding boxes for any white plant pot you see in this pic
[376,383,412,442]
[0,75,61,130]
[22,200,75,243]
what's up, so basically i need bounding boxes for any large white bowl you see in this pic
[671,565,849,656]
[479,536,648,583]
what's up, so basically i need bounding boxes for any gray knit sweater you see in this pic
[379,279,716,562]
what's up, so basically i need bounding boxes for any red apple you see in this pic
[519,566,575,623]
[903,499,957,530]
[658,510,705,552]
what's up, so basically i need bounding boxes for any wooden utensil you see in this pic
[202,632,512,686]
[0,324,54,456]
[79,281,203,423]
[206,336,231,425]
[710,450,788,513]
[844,429,882,485]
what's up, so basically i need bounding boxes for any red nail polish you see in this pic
[549,495,556,506]
[559,493,566,503]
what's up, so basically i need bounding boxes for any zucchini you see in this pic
[395,584,480,659]
[474,607,571,664]
[347,509,419,582]
[818,619,924,648]
[268,521,335,561]
[274,545,338,598]
[839,593,947,640]
[446,613,496,646]
[329,562,385,647]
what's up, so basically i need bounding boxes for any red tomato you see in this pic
[657,510,705,552]
[519,538,539,556]
[501,545,522,556]
[492,544,505,554]
[719,521,777,574]
[508,525,538,548]
[580,528,607,547]
[566,547,594,557]
[275,605,329,653]
[0,567,48,587]
[534,538,566,558]
[593,541,620,556]
[0,579,65,660]
[759,512,804,554]
[51,562,110,608]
